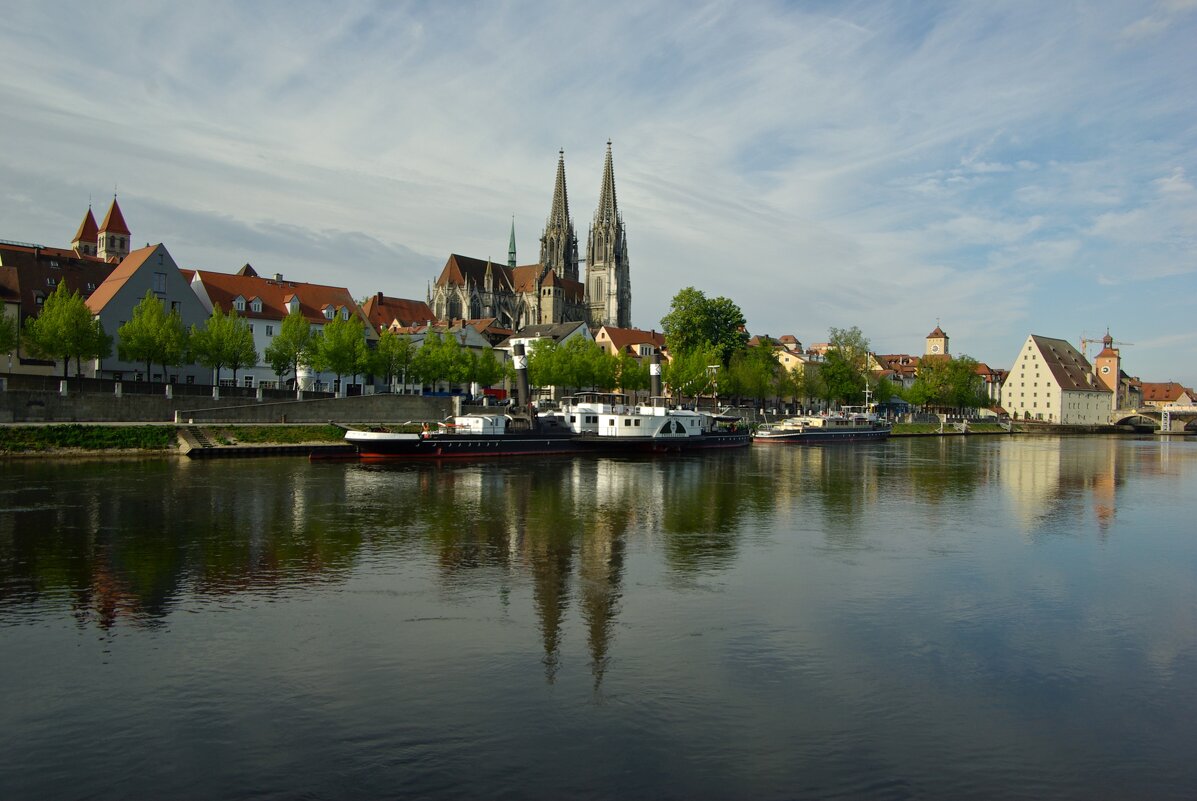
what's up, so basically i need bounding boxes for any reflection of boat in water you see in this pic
[753,406,891,444]
[561,393,750,452]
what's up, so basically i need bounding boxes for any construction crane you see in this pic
[1080,331,1134,358]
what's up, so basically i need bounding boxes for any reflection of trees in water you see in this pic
[659,453,759,573]
[0,459,367,629]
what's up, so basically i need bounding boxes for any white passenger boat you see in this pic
[753,406,891,444]
[560,392,749,452]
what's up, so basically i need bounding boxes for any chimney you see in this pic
[274,273,283,282]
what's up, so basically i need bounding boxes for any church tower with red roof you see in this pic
[97,197,131,262]
[71,207,100,257]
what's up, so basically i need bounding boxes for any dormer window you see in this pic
[287,297,299,314]
[234,296,246,312]
[324,306,334,320]
[340,307,349,321]
[251,298,262,313]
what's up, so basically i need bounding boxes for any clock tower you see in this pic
[925,324,949,357]
[1093,331,1121,410]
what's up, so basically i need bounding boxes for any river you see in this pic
[2,436,1196,800]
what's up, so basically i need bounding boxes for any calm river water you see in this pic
[2,436,1196,800]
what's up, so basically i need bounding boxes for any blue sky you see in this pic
[1,1,1194,385]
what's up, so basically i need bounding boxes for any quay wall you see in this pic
[0,389,453,424]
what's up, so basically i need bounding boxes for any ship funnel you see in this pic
[650,349,662,398]
[513,342,530,411]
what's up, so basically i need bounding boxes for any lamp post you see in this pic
[706,364,720,411]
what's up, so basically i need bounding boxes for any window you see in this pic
[324,307,334,319]
[153,272,167,293]
[243,376,254,388]
[46,277,57,287]
[251,299,262,313]
[234,297,246,312]
[171,301,180,312]
[153,373,161,383]
[186,375,195,385]
[113,372,122,381]
[266,325,274,337]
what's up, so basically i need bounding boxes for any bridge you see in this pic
[1112,405,1197,433]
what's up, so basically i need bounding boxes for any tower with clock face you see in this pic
[925,325,949,357]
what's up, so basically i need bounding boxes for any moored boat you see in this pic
[344,411,586,461]
[560,392,750,452]
[753,406,891,444]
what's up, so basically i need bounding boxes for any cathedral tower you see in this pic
[585,141,631,328]
[539,150,579,283]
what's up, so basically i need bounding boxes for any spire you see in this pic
[99,196,130,235]
[549,149,570,230]
[596,140,618,227]
[72,207,99,252]
[508,216,517,269]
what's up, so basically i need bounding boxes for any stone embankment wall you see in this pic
[0,389,452,424]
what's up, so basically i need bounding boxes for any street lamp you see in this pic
[706,364,720,411]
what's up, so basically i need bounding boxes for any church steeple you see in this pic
[508,216,517,269]
[97,196,131,262]
[72,206,99,257]
[539,149,579,283]
[586,141,631,328]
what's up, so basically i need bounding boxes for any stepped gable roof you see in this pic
[1030,334,1110,393]
[192,269,366,329]
[84,245,157,313]
[361,292,434,333]
[73,208,99,245]
[927,325,947,338]
[435,254,514,292]
[98,198,131,235]
[1140,382,1194,403]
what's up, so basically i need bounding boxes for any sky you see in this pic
[1,1,1195,385]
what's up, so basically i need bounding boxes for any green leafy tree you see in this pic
[616,352,649,395]
[527,339,561,389]
[910,354,987,411]
[819,326,873,406]
[370,329,417,390]
[116,290,188,383]
[264,310,314,390]
[0,311,18,364]
[663,343,721,405]
[23,281,111,379]
[726,342,782,405]
[312,315,369,393]
[190,305,258,386]
[466,346,505,394]
[659,287,748,366]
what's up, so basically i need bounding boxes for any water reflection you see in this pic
[0,438,1190,655]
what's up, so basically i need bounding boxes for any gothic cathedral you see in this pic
[428,144,631,330]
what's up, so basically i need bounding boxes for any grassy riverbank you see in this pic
[0,424,178,453]
[0,423,354,454]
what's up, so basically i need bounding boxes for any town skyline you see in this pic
[1,2,1194,385]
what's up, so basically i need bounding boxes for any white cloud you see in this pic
[1,1,1195,384]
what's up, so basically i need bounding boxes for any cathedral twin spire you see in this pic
[539,149,580,283]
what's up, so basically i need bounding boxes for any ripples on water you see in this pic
[2,437,1197,800]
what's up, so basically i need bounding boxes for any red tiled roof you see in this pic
[927,325,947,338]
[73,208,99,244]
[192,269,367,329]
[85,245,157,313]
[598,325,665,353]
[435,254,514,293]
[98,198,130,235]
[1140,382,1194,403]
[361,293,434,333]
